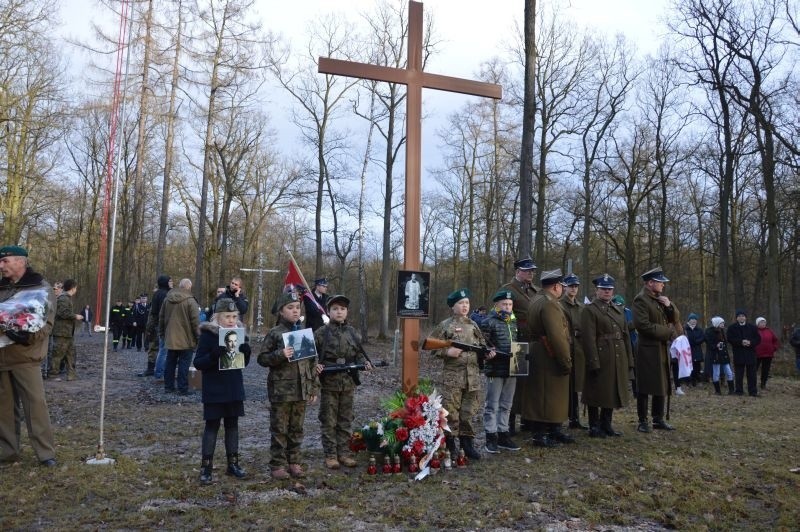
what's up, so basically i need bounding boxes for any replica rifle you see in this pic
[415,338,511,368]
[320,360,389,385]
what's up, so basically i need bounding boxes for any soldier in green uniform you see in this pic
[426,288,488,461]
[633,266,681,433]
[49,279,82,381]
[559,273,586,430]
[581,274,634,438]
[258,291,320,480]
[502,257,538,433]
[524,269,573,447]
[314,294,372,470]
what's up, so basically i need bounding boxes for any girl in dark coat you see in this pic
[705,317,733,395]
[192,298,251,483]
[684,314,705,385]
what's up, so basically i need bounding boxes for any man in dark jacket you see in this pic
[0,245,58,466]
[159,278,200,395]
[109,298,126,352]
[303,277,330,331]
[147,275,172,380]
[633,266,681,433]
[129,294,149,352]
[726,309,760,397]
[214,276,249,318]
[684,313,705,385]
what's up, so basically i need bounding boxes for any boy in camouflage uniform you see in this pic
[426,288,488,461]
[257,291,319,480]
[314,295,372,469]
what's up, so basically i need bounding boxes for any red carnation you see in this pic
[412,439,425,456]
[395,427,409,442]
[404,414,425,429]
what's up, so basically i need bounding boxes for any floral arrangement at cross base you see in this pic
[350,379,449,480]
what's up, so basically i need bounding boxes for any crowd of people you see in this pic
[1,244,799,479]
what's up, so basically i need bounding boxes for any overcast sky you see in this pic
[56,0,673,185]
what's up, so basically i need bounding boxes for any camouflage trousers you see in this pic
[49,337,76,379]
[269,400,307,468]
[318,388,355,457]
[441,385,480,438]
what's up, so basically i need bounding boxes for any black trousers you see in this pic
[756,358,772,386]
[636,394,666,421]
[734,363,757,395]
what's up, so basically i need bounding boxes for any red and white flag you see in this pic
[283,256,327,317]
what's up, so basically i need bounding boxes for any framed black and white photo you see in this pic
[508,341,529,377]
[218,327,246,370]
[396,270,430,319]
[281,327,317,362]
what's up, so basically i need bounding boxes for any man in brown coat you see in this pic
[159,278,200,395]
[524,269,573,447]
[559,273,586,430]
[633,266,681,433]
[503,257,538,433]
[581,274,634,438]
[0,245,58,466]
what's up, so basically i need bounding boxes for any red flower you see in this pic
[395,427,409,442]
[390,407,408,419]
[404,414,425,429]
[411,439,425,456]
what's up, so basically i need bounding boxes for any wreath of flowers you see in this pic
[351,379,449,475]
[0,289,49,334]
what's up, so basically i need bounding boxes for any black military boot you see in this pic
[199,457,213,484]
[497,432,521,451]
[727,381,735,395]
[445,435,458,458]
[508,414,517,435]
[484,433,499,454]
[600,408,622,436]
[226,453,246,478]
[137,361,155,377]
[713,382,721,395]
[531,431,558,447]
[652,418,675,431]
[548,426,576,444]
[587,407,606,438]
[460,436,481,460]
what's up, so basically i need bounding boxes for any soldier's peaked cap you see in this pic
[641,266,669,283]
[540,269,563,286]
[513,257,537,270]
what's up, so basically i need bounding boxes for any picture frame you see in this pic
[508,341,529,377]
[218,327,246,370]
[281,327,318,362]
[396,270,430,319]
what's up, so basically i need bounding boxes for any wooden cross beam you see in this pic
[318,0,502,394]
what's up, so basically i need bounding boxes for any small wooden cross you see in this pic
[319,1,502,394]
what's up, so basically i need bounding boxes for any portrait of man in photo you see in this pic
[219,328,246,370]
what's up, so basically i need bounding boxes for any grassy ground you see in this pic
[1,335,798,531]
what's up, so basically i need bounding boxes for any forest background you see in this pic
[1,0,799,341]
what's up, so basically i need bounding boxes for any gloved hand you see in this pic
[5,330,32,346]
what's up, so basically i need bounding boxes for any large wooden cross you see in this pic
[319,1,502,394]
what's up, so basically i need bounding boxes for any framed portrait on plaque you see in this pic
[396,270,430,319]
[508,342,529,377]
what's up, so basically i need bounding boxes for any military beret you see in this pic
[327,294,350,309]
[0,245,28,258]
[513,257,537,270]
[641,266,669,283]
[273,291,301,314]
[592,273,615,289]
[447,288,471,307]
[540,269,563,286]
[561,273,580,286]
[492,290,514,302]
[215,297,237,313]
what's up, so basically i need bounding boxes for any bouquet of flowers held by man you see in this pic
[0,289,50,346]
[350,379,449,480]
